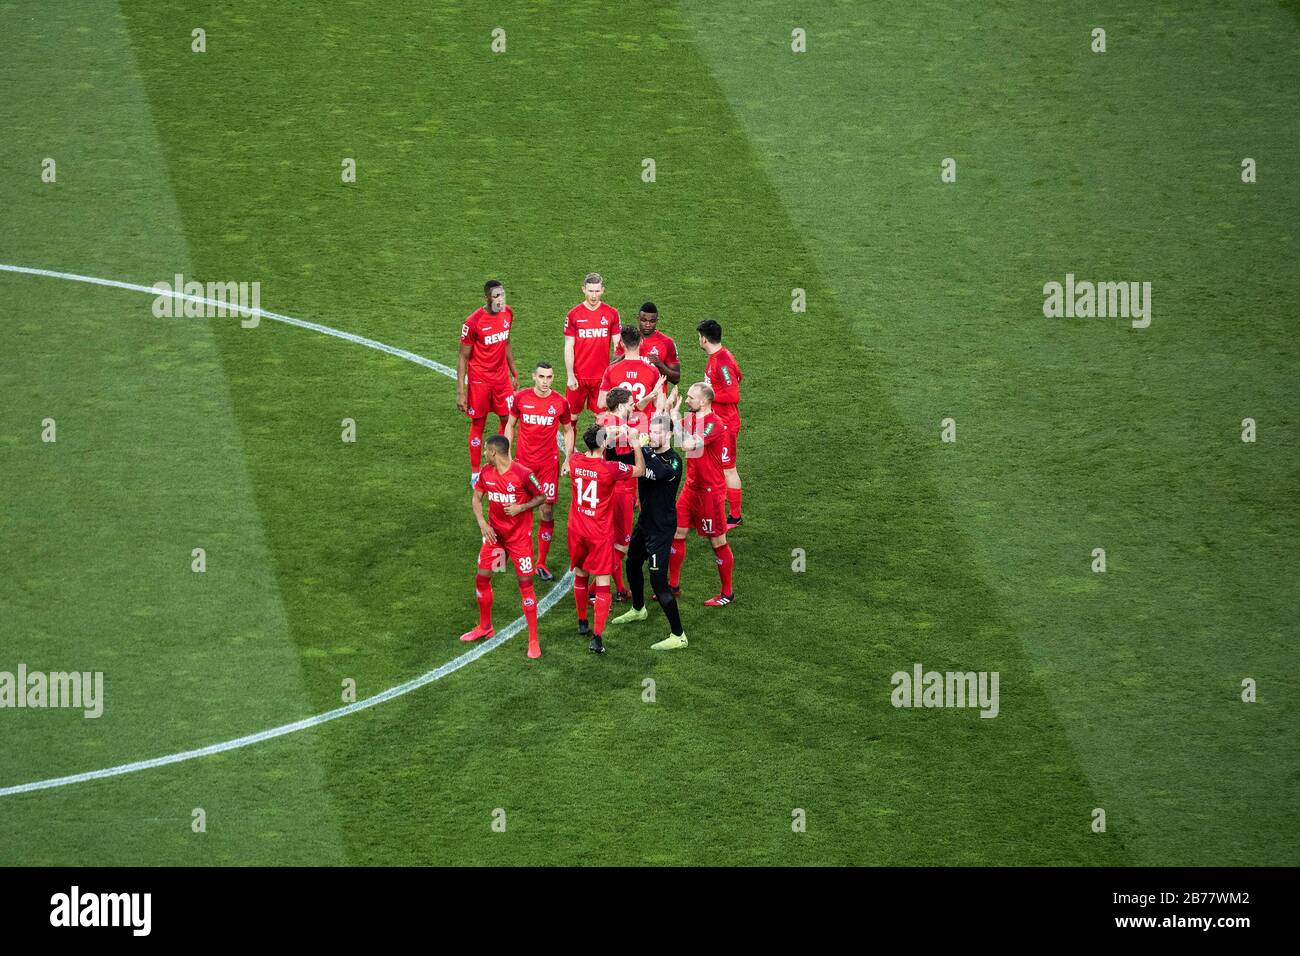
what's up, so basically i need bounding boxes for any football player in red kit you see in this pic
[504,361,575,581]
[594,386,642,603]
[457,280,519,487]
[462,435,546,658]
[670,382,736,607]
[598,326,664,414]
[696,320,743,528]
[563,272,619,422]
[568,421,645,654]
[613,302,680,385]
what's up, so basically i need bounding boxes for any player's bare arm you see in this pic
[639,378,666,413]
[628,433,647,478]
[661,357,683,385]
[504,492,545,517]
[505,339,519,390]
[563,336,578,391]
[664,384,681,412]
[471,487,496,544]
[561,421,575,475]
[456,342,473,412]
[664,389,689,447]
[633,377,660,412]
[503,410,518,449]
[644,353,681,384]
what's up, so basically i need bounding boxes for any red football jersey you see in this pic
[461,306,514,383]
[615,329,678,366]
[596,410,646,498]
[478,461,541,541]
[510,388,571,467]
[564,302,619,380]
[599,357,662,408]
[567,455,635,538]
[704,347,742,426]
[682,411,727,490]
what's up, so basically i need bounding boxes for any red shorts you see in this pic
[566,378,602,415]
[477,535,534,577]
[466,378,513,420]
[720,422,739,468]
[568,529,615,576]
[611,492,634,547]
[520,457,560,504]
[676,484,727,538]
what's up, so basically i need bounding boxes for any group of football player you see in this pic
[455,273,743,658]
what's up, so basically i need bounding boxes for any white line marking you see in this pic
[0,263,457,377]
[0,262,571,798]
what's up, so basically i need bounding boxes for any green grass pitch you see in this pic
[0,0,1296,865]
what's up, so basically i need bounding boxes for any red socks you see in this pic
[537,519,554,567]
[475,574,493,629]
[593,584,612,634]
[574,576,589,622]
[713,544,734,594]
[668,539,686,588]
[612,555,626,593]
[518,579,539,649]
[468,418,487,472]
[727,487,742,518]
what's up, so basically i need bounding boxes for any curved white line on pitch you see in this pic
[0,263,457,377]
[0,262,571,798]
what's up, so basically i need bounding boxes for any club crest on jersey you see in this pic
[548,405,556,414]
[506,482,515,492]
